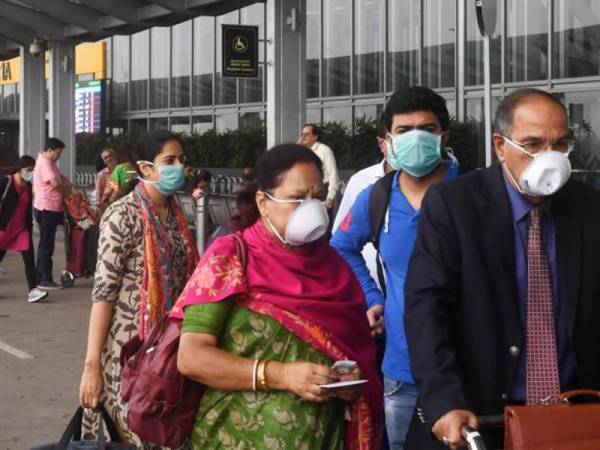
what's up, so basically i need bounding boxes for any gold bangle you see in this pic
[257,360,270,391]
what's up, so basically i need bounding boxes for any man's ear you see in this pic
[493,134,507,163]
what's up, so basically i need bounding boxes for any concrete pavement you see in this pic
[0,247,93,449]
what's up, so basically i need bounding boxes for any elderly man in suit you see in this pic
[404,88,600,449]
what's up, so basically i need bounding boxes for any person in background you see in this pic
[79,130,198,448]
[227,183,259,233]
[184,160,194,183]
[191,169,212,200]
[33,137,70,291]
[404,89,600,449]
[298,123,340,212]
[233,166,255,194]
[95,148,115,207]
[100,147,136,210]
[0,156,48,303]
[331,86,459,450]
[173,144,382,449]
[332,126,393,289]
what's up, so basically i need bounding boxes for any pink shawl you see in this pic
[171,221,383,450]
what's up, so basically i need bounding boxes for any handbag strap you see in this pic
[55,405,123,449]
[0,175,12,212]
[558,389,600,404]
[230,233,247,268]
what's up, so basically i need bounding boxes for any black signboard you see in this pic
[222,24,259,78]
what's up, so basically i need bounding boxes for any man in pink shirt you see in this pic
[33,138,69,290]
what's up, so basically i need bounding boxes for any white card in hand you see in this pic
[319,379,368,389]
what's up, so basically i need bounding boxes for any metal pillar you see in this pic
[19,48,46,157]
[266,0,307,149]
[196,194,209,255]
[49,41,75,180]
[483,34,493,167]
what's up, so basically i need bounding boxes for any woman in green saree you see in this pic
[172,144,382,450]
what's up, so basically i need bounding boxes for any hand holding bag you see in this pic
[31,404,136,450]
[505,389,600,450]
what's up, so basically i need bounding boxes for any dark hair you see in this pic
[494,88,567,136]
[44,137,65,151]
[228,183,260,232]
[132,130,182,178]
[302,123,320,139]
[119,130,183,198]
[254,144,323,192]
[197,169,212,183]
[383,86,450,132]
[9,155,36,174]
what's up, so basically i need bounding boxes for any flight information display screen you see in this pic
[75,80,103,133]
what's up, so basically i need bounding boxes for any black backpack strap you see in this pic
[368,171,396,297]
[369,171,396,250]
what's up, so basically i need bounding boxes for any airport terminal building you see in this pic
[0,0,600,182]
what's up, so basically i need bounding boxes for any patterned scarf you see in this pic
[134,183,198,338]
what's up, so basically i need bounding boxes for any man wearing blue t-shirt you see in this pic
[331,86,459,450]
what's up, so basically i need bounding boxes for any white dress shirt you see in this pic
[311,141,340,200]
[332,159,387,288]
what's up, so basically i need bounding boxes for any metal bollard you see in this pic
[196,193,209,255]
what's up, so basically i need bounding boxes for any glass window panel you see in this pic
[423,0,456,88]
[354,104,382,123]
[387,0,420,91]
[170,116,191,134]
[238,4,264,104]
[149,117,169,130]
[130,118,148,134]
[131,31,149,110]
[192,115,214,134]
[193,17,214,107]
[2,84,16,113]
[150,28,170,110]
[216,112,239,131]
[553,2,600,79]
[306,0,320,98]
[216,11,239,105]
[240,112,263,129]
[171,21,192,108]
[560,92,600,184]
[323,105,351,127]
[307,107,321,124]
[465,4,501,85]
[354,0,384,95]
[506,0,548,82]
[323,0,351,97]
[464,98,486,168]
[112,35,129,115]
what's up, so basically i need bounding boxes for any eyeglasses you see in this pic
[502,135,575,156]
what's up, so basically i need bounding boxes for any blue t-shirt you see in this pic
[331,161,458,384]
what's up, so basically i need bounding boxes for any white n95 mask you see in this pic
[265,193,330,246]
[503,136,572,196]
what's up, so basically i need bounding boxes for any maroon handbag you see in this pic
[120,317,203,448]
[119,233,246,448]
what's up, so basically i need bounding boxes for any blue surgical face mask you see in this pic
[387,129,442,177]
[138,161,186,196]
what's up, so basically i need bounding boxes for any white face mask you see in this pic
[21,170,33,183]
[264,193,330,246]
[502,136,572,196]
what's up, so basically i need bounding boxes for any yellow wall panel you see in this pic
[0,41,106,85]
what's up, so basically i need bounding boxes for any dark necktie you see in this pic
[526,206,561,405]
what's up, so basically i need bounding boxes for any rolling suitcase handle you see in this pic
[462,426,486,450]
